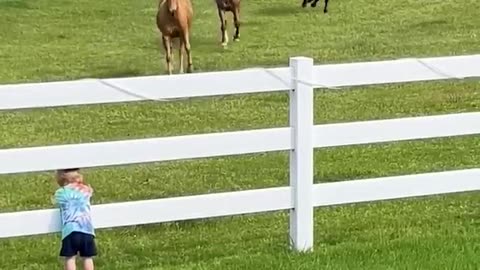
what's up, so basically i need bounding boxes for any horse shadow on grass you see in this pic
[397,19,448,36]
[411,19,448,28]
[255,4,307,17]
[190,20,265,53]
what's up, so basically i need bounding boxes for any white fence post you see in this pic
[288,57,315,252]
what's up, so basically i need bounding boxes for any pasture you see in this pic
[0,0,479,269]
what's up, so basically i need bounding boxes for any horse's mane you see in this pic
[167,0,178,13]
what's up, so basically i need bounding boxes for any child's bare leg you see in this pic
[82,257,94,270]
[64,257,76,270]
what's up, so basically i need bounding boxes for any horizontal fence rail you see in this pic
[0,54,479,110]
[313,169,480,206]
[0,55,479,252]
[1,112,479,175]
[1,169,479,239]
[0,128,291,175]
[311,54,480,88]
[313,112,480,148]
[0,186,292,238]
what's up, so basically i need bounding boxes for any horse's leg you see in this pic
[311,0,319,7]
[178,38,184,73]
[162,35,173,75]
[303,0,314,7]
[170,41,174,67]
[233,6,240,41]
[181,31,193,73]
[217,8,228,47]
[223,15,229,46]
[323,0,329,13]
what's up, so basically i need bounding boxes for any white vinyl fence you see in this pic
[0,54,479,252]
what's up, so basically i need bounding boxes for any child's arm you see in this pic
[51,194,56,206]
[52,188,61,206]
[86,184,94,196]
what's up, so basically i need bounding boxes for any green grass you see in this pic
[0,0,479,269]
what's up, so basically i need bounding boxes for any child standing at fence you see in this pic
[53,168,97,270]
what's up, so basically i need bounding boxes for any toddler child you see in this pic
[53,168,96,270]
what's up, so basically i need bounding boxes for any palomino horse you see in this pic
[156,0,194,74]
[302,0,329,13]
[215,0,241,47]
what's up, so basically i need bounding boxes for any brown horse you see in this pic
[215,0,241,47]
[302,0,329,13]
[156,0,194,74]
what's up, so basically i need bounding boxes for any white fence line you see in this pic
[0,55,479,252]
[313,112,480,147]
[313,169,480,206]
[0,128,292,175]
[1,54,479,110]
[2,169,479,239]
[1,112,479,175]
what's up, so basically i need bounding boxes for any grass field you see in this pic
[1,0,480,269]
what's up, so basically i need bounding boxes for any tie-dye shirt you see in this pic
[54,183,95,240]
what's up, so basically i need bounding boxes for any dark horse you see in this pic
[302,0,329,13]
[215,0,241,47]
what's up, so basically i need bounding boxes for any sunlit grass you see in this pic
[0,0,479,269]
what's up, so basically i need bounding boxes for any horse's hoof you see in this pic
[187,66,193,73]
[311,3,317,7]
[233,37,240,42]
[302,3,307,8]
[221,42,228,47]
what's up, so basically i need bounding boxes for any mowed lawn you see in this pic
[0,0,480,269]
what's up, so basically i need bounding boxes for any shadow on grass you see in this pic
[411,19,448,28]
[256,5,308,17]
[0,0,30,9]
[193,34,224,54]
[93,68,146,79]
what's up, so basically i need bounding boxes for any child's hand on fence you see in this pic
[50,195,56,206]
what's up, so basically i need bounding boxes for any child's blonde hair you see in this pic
[56,168,84,187]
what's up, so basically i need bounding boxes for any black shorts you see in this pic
[60,232,97,258]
